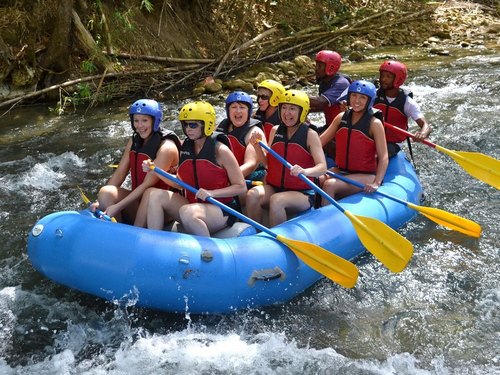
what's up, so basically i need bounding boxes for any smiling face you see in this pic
[349,93,370,113]
[228,102,249,127]
[133,114,154,140]
[280,103,301,127]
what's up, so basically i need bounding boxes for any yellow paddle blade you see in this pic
[436,146,500,190]
[407,203,481,238]
[76,186,117,222]
[276,234,359,288]
[108,164,119,168]
[344,211,413,273]
[77,185,91,205]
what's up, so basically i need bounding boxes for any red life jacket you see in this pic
[335,110,378,174]
[255,109,280,141]
[267,123,315,190]
[177,134,233,204]
[216,118,262,166]
[129,130,181,190]
[374,88,410,143]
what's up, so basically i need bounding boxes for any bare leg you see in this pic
[97,185,130,222]
[179,203,228,236]
[321,174,370,205]
[134,187,155,227]
[246,185,274,224]
[147,189,186,230]
[269,191,311,227]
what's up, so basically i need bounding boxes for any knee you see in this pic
[147,188,167,208]
[246,187,261,205]
[269,193,286,211]
[142,187,155,200]
[179,204,197,223]
[97,185,114,200]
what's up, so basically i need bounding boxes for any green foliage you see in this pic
[49,84,94,115]
[140,0,154,13]
[81,60,97,74]
[113,9,135,30]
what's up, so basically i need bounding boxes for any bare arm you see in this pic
[370,118,389,188]
[319,112,343,147]
[290,129,327,178]
[308,95,329,112]
[106,139,132,187]
[250,126,276,167]
[414,117,432,141]
[241,126,266,177]
[196,142,247,200]
[113,139,179,213]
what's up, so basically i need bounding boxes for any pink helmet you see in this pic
[379,60,408,89]
[315,50,342,76]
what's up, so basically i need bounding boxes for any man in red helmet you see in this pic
[309,50,351,127]
[374,60,432,158]
[308,50,351,163]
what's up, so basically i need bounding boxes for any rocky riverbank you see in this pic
[195,1,500,98]
[0,0,499,111]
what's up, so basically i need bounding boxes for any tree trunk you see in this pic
[39,0,74,74]
[0,35,13,83]
[71,9,115,73]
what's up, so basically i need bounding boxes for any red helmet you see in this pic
[379,60,408,89]
[315,50,342,76]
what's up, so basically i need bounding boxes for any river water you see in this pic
[0,48,498,374]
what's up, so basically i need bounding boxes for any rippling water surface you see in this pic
[0,49,498,374]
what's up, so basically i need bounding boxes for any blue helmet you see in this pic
[129,99,163,132]
[347,80,377,110]
[225,91,253,120]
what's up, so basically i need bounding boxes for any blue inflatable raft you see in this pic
[27,152,423,314]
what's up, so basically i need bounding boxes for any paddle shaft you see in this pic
[326,171,409,206]
[384,122,437,148]
[260,141,415,273]
[258,142,347,213]
[384,122,500,190]
[77,186,116,222]
[152,167,277,238]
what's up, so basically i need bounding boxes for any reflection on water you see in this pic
[0,47,499,374]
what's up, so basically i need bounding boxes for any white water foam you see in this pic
[1,152,85,192]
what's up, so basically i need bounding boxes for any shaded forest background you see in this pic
[0,0,499,111]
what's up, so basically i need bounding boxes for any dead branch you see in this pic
[0,65,203,110]
[103,52,215,64]
[213,6,250,78]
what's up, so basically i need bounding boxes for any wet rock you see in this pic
[275,61,296,75]
[204,82,223,94]
[293,55,314,75]
[427,36,441,44]
[348,51,365,61]
[434,30,452,40]
[429,48,450,56]
[351,40,375,50]
[11,65,36,87]
[192,86,205,96]
[254,71,280,84]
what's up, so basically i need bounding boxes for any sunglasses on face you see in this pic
[257,94,270,101]
[183,121,202,129]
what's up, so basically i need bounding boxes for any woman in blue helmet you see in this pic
[216,91,266,185]
[93,99,180,225]
[319,80,388,204]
